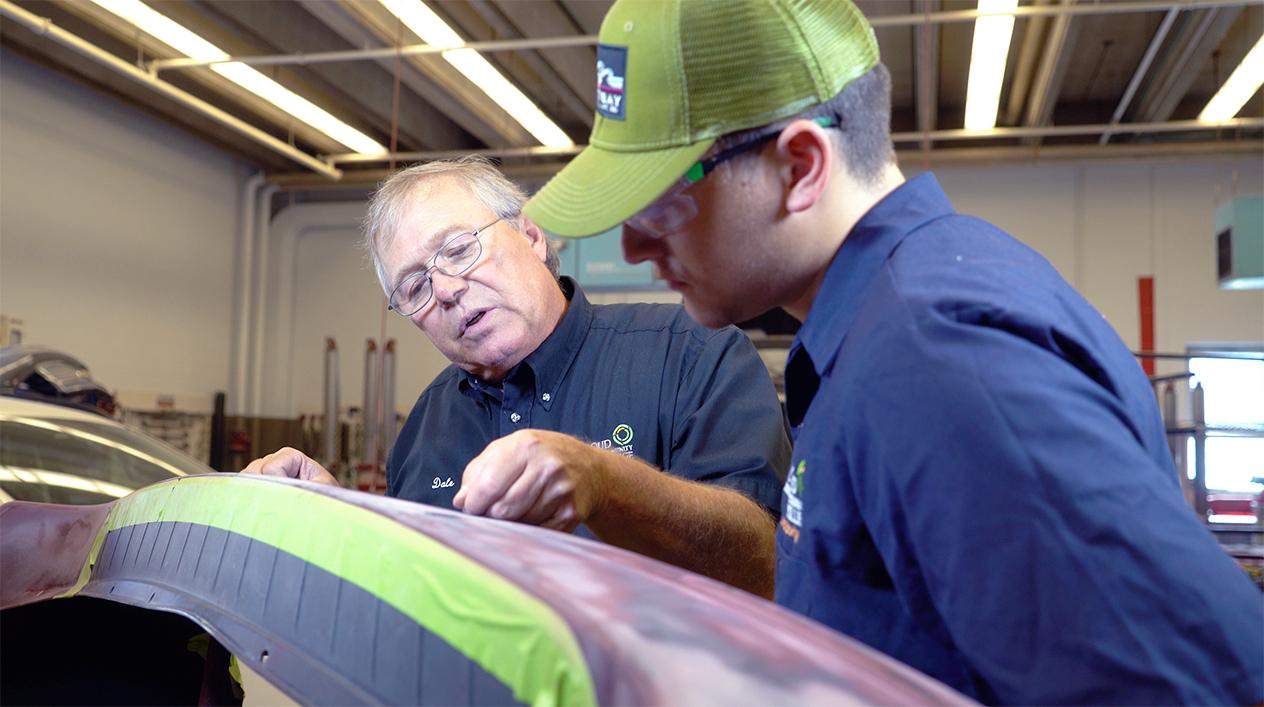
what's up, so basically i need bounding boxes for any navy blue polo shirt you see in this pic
[777,173,1264,704]
[388,278,787,521]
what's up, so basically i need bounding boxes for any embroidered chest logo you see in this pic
[590,423,635,457]
[431,476,455,490]
[596,44,627,120]
[780,460,806,542]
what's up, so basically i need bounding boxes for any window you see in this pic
[0,414,205,505]
[1186,347,1264,496]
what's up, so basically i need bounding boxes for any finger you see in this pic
[300,459,338,485]
[241,451,293,477]
[487,465,549,521]
[457,439,526,516]
[263,449,308,479]
[518,482,572,526]
[539,505,579,533]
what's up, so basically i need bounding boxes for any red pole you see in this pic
[1138,276,1155,376]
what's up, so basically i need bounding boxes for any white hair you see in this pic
[362,156,560,292]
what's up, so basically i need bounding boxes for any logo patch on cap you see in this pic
[596,44,627,121]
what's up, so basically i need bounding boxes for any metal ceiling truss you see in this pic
[0,0,341,178]
[914,0,940,152]
[2,0,1259,181]
[1021,0,1080,145]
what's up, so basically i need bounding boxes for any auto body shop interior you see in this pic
[1,0,1262,705]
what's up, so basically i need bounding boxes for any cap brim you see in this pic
[524,138,715,238]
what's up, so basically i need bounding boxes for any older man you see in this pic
[523,0,1264,703]
[245,158,788,597]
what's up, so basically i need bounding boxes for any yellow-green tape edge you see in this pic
[88,475,596,707]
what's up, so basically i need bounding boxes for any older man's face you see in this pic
[380,177,563,381]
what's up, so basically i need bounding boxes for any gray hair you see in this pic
[713,64,895,186]
[362,156,560,292]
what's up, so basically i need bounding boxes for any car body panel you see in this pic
[0,474,971,706]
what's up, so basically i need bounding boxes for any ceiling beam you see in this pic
[435,0,591,131]
[867,0,1254,26]
[148,35,598,72]
[313,117,1263,167]
[45,0,348,155]
[1022,0,1080,145]
[0,0,340,177]
[1130,6,1243,122]
[267,140,1264,190]
[489,0,596,118]
[902,116,1262,140]
[199,0,474,154]
[299,0,529,149]
[1101,8,1181,144]
[914,0,940,151]
[1003,0,1053,126]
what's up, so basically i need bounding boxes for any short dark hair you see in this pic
[713,63,895,186]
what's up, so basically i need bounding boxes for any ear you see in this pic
[518,216,550,263]
[773,119,833,214]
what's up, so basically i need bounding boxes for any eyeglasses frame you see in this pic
[386,215,504,316]
[625,114,841,238]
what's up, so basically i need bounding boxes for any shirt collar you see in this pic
[457,277,591,410]
[793,172,955,375]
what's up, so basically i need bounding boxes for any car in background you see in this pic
[0,395,213,504]
[0,346,214,504]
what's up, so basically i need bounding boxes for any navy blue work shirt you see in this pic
[777,173,1264,704]
[388,278,787,521]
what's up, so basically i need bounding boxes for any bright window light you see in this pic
[964,0,1019,131]
[1199,34,1264,122]
[1190,437,1264,493]
[1189,356,1264,427]
[377,0,574,148]
[1188,354,1264,493]
[89,0,385,155]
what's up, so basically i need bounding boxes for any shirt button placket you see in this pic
[510,412,522,423]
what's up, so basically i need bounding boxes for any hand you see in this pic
[240,447,339,486]
[453,430,610,532]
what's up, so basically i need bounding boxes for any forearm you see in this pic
[586,454,776,598]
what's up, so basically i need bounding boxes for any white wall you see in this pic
[0,49,248,404]
[256,202,452,418]
[259,156,1263,419]
[927,158,1264,374]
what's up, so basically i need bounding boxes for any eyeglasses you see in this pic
[625,115,840,238]
[387,216,503,316]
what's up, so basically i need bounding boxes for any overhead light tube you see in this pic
[964,0,1019,131]
[1199,34,1264,122]
[377,0,573,148]
[89,0,385,154]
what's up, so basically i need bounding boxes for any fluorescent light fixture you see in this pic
[964,0,1019,131]
[88,0,385,154]
[1199,34,1264,122]
[377,0,574,148]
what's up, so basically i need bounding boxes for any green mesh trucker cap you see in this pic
[524,0,879,238]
